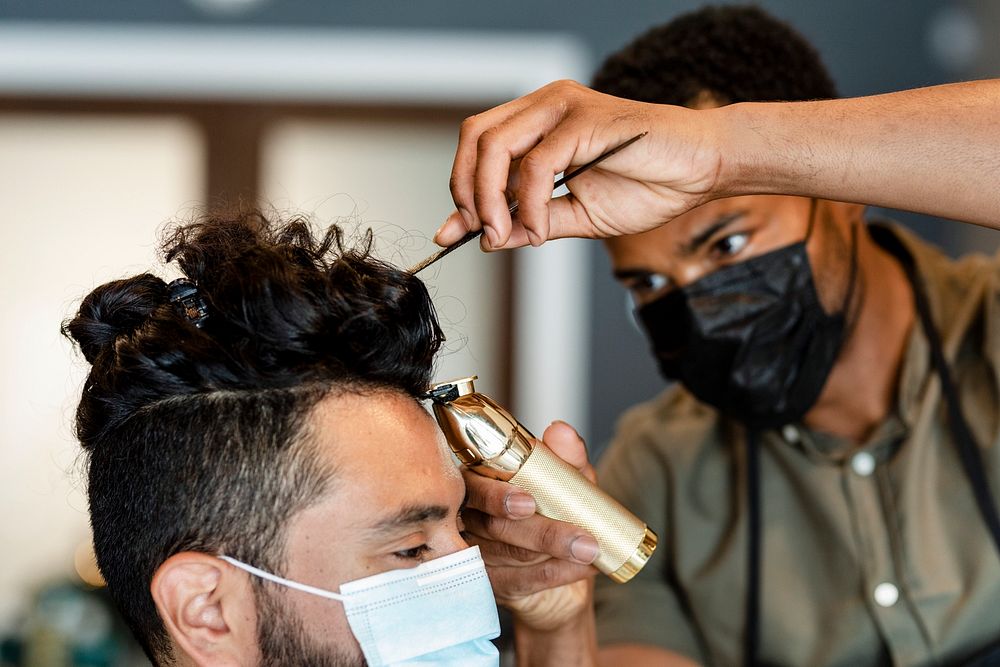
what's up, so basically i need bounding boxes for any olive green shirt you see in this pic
[594,226,1000,666]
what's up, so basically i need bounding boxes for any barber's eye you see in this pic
[393,545,430,560]
[712,233,749,258]
[628,273,670,296]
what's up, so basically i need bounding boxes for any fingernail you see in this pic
[526,229,542,247]
[484,226,499,249]
[434,214,460,245]
[570,535,600,564]
[504,492,536,518]
[458,206,475,230]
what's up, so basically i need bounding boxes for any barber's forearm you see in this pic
[514,610,598,667]
[716,80,1000,227]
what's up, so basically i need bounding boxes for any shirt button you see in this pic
[873,582,899,607]
[851,451,876,477]
[781,425,800,444]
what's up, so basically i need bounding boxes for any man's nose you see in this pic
[446,529,471,555]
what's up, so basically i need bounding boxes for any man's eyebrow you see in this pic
[681,210,748,255]
[366,504,450,537]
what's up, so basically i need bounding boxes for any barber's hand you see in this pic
[439,79,724,250]
[462,420,599,631]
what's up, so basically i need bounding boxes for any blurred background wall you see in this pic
[0,1,996,664]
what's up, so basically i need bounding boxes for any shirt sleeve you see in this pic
[593,402,707,663]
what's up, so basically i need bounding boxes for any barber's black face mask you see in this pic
[636,204,856,429]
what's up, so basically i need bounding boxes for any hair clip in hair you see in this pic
[168,278,209,328]
[421,384,460,404]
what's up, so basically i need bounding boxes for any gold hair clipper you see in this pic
[428,376,657,583]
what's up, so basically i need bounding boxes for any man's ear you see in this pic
[151,552,260,667]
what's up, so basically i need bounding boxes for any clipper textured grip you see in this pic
[508,443,650,580]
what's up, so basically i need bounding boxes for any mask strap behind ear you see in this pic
[218,556,346,602]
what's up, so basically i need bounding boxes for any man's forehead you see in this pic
[278,393,463,581]
[309,389,439,455]
[306,389,459,497]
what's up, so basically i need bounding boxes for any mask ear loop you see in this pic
[804,197,819,241]
[218,555,347,602]
[806,198,860,316]
[840,221,860,315]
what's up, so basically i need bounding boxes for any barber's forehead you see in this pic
[605,195,812,266]
[605,197,743,245]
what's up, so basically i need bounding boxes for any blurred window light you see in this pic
[0,23,588,105]
[0,114,204,633]
[187,0,270,17]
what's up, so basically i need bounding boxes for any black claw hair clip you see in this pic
[421,383,459,404]
[168,278,209,328]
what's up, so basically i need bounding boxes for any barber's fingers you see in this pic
[461,507,600,566]
[447,96,560,247]
[462,469,537,519]
[444,81,605,247]
[446,162,528,250]
[459,422,593,521]
[468,193,595,251]
[485,559,596,600]
[471,104,578,248]
[466,534,550,567]
[508,127,607,247]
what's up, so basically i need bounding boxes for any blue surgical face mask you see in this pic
[220,545,500,667]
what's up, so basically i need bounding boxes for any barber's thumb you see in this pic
[542,420,590,472]
[435,210,472,246]
[545,192,596,241]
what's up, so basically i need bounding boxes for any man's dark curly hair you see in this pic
[592,5,838,106]
[63,208,443,664]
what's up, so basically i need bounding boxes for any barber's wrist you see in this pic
[502,575,593,633]
[709,101,789,199]
[704,102,754,199]
[714,99,823,200]
[513,603,597,667]
[647,101,737,208]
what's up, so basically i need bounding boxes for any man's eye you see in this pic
[712,232,749,257]
[393,545,430,560]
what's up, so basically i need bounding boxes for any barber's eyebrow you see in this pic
[681,210,748,256]
[612,267,653,282]
[366,504,450,538]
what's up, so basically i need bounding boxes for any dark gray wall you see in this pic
[0,1,961,93]
[7,0,995,452]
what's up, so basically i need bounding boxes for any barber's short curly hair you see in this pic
[63,208,443,664]
[592,5,838,106]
